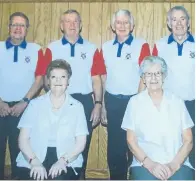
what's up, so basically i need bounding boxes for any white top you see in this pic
[121,90,194,168]
[16,91,89,168]
[48,39,97,94]
[102,38,147,95]
[0,41,41,101]
[155,35,195,101]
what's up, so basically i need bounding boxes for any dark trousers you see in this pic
[71,93,94,178]
[131,165,194,180]
[0,115,20,179]
[18,147,81,180]
[185,100,195,169]
[105,92,132,180]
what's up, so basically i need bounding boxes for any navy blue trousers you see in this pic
[105,92,132,180]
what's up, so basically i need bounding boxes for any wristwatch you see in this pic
[22,97,30,104]
[95,101,102,105]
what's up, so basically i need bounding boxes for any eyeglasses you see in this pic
[144,71,162,78]
[10,24,27,28]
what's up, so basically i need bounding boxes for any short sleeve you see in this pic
[17,102,36,129]
[75,104,89,136]
[121,98,135,131]
[180,100,194,130]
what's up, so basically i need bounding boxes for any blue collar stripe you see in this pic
[5,38,27,62]
[168,33,194,56]
[113,35,133,58]
[62,36,83,57]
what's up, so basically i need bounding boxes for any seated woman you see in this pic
[16,59,88,180]
[121,56,194,180]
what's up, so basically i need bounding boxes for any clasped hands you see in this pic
[0,100,28,117]
[30,157,68,180]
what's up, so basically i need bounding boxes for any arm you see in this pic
[101,74,107,124]
[19,128,47,180]
[127,129,170,180]
[166,128,193,174]
[138,43,151,93]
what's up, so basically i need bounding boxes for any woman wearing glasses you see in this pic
[122,56,194,180]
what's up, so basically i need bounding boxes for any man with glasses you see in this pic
[43,9,106,179]
[0,12,45,179]
[152,6,195,171]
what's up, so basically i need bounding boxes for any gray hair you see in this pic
[140,56,168,77]
[111,9,134,28]
[46,59,72,79]
[9,12,30,28]
[62,9,82,23]
[167,6,190,26]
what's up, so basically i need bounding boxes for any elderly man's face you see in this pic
[169,10,189,37]
[143,64,164,92]
[61,13,81,38]
[9,16,28,42]
[49,68,69,96]
[114,15,133,39]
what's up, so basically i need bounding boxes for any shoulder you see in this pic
[82,39,97,50]
[164,90,184,105]
[48,39,62,50]
[102,39,115,51]
[0,41,6,50]
[155,36,169,46]
[29,93,48,107]
[26,42,41,51]
[68,95,84,109]
[132,37,147,45]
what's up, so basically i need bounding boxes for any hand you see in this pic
[165,162,180,179]
[0,101,11,117]
[49,158,67,179]
[101,105,107,125]
[10,101,28,117]
[90,104,101,127]
[30,158,47,180]
[144,158,171,180]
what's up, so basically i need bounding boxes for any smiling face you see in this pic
[9,16,28,43]
[60,12,81,39]
[142,63,164,93]
[113,14,133,42]
[49,68,69,96]
[168,9,189,37]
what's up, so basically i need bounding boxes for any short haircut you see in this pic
[46,59,72,79]
[9,12,30,28]
[62,9,81,23]
[167,6,190,25]
[111,9,134,28]
[140,56,168,77]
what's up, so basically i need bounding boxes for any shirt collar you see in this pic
[113,34,133,45]
[62,36,83,45]
[5,37,27,49]
[168,32,195,44]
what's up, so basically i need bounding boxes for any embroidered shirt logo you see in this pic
[81,52,86,60]
[189,51,195,59]
[125,53,131,60]
[25,56,30,63]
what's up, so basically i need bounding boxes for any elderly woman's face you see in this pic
[49,68,69,95]
[143,63,164,92]
[114,15,133,38]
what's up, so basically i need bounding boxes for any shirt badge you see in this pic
[25,56,30,63]
[125,53,131,60]
[189,51,195,59]
[81,52,86,60]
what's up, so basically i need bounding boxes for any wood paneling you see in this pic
[1,1,194,179]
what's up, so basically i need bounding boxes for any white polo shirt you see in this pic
[101,35,150,95]
[16,91,89,168]
[46,36,101,94]
[153,34,195,101]
[122,90,194,168]
[0,41,41,102]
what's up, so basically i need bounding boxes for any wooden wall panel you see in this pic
[1,1,194,179]
[136,3,154,47]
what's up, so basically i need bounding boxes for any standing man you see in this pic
[152,6,195,170]
[100,10,150,180]
[43,9,106,179]
[0,12,44,179]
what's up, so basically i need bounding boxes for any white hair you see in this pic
[140,56,168,77]
[167,6,190,26]
[111,9,134,28]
